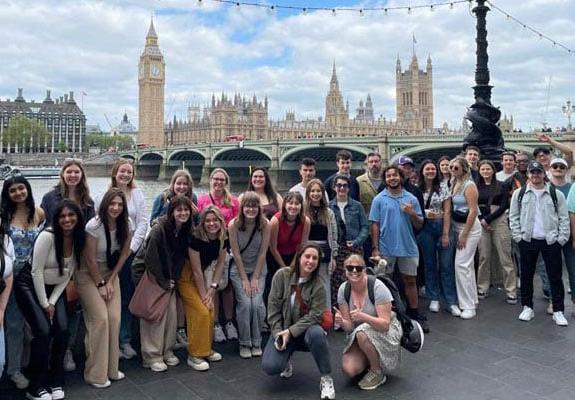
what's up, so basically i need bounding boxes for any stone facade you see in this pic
[138,19,165,147]
[396,54,433,131]
[0,88,86,153]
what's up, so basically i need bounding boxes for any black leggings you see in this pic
[15,269,69,392]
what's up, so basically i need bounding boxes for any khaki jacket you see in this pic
[267,267,326,338]
[356,172,380,213]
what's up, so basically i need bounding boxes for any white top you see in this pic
[531,188,546,240]
[496,170,515,182]
[86,217,121,264]
[336,201,347,223]
[95,188,147,253]
[2,236,15,278]
[31,230,77,309]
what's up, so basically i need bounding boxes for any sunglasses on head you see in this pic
[345,264,365,273]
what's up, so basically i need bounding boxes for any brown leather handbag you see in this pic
[129,270,171,323]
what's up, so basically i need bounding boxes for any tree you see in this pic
[4,115,50,153]
[86,133,134,151]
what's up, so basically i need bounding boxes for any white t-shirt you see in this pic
[531,188,546,240]
[496,170,515,182]
[86,217,121,263]
[336,201,347,223]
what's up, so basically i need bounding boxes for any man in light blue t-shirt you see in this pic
[369,165,428,331]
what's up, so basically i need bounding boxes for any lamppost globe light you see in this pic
[562,100,574,131]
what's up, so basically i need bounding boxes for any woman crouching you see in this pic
[262,242,335,400]
[335,254,402,391]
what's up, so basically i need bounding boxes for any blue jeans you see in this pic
[230,268,266,348]
[417,219,458,306]
[120,253,136,346]
[262,325,332,376]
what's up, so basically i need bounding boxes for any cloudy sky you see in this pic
[0,0,573,132]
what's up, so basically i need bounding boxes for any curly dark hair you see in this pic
[52,200,86,275]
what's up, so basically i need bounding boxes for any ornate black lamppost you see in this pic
[463,0,505,162]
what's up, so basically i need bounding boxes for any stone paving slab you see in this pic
[2,288,575,400]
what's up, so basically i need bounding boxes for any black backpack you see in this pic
[344,270,424,353]
[517,184,558,214]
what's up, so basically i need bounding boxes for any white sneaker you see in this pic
[460,309,476,320]
[164,354,180,366]
[449,305,462,317]
[239,346,252,359]
[320,375,336,400]
[10,371,30,389]
[110,371,125,381]
[225,321,238,340]
[280,361,293,378]
[50,387,65,400]
[206,350,222,362]
[149,362,168,372]
[429,301,440,313]
[187,356,209,371]
[25,388,51,400]
[91,380,111,389]
[63,349,76,372]
[120,343,137,359]
[553,311,569,326]
[518,306,535,322]
[213,324,226,343]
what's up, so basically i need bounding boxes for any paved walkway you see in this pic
[2,287,575,400]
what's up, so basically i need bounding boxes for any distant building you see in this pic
[498,114,514,133]
[0,88,86,152]
[396,54,433,131]
[111,112,137,143]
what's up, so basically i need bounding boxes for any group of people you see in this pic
[0,132,574,400]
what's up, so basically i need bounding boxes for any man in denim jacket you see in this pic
[509,161,570,326]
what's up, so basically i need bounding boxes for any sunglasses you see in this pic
[449,165,460,171]
[551,165,567,170]
[335,183,349,189]
[345,265,365,273]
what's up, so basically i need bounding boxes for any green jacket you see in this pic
[267,267,326,338]
[356,172,381,214]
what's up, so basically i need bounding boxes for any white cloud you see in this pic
[0,0,573,132]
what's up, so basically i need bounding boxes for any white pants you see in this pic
[453,219,481,311]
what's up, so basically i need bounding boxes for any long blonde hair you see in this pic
[110,158,136,189]
[193,205,227,243]
[209,168,232,207]
[449,157,472,193]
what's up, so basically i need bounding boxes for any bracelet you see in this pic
[96,280,106,288]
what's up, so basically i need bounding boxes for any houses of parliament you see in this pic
[138,19,434,148]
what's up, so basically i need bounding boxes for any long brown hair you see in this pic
[291,242,322,282]
[305,179,329,226]
[169,169,194,199]
[110,158,136,189]
[97,188,130,260]
[280,191,305,224]
[57,159,93,209]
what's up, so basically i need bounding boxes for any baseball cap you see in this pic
[527,161,545,173]
[397,155,415,166]
[550,158,568,168]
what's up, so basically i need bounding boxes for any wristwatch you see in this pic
[96,280,106,288]
[210,282,219,290]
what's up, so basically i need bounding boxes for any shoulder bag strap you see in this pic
[240,226,258,255]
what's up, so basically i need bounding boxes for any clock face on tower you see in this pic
[151,63,161,77]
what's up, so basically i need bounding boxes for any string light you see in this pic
[487,0,574,55]
[206,0,472,14]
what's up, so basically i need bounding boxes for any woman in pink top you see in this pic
[197,169,240,227]
[196,168,240,343]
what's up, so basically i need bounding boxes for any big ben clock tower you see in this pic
[138,18,165,147]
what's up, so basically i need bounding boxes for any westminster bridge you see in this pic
[116,131,575,186]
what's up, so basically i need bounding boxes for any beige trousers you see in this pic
[477,216,517,298]
[140,290,177,365]
[75,264,121,385]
